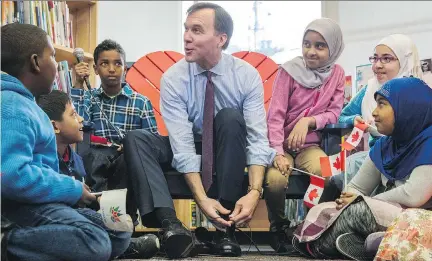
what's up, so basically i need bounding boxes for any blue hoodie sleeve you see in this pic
[338,86,367,124]
[1,107,83,205]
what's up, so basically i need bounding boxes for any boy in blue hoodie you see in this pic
[37,90,160,259]
[0,23,130,261]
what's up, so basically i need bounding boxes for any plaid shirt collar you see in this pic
[93,83,134,99]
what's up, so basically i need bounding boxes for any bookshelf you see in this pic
[54,44,93,64]
[135,199,271,233]
[1,0,98,86]
[62,0,98,86]
[66,0,97,11]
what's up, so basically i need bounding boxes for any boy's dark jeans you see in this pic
[80,146,139,223]
[2,200,131,261]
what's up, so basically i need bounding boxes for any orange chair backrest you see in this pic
[126,51,279,136]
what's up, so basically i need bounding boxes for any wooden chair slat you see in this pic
[132,56,164,90]
[147,51,177,72]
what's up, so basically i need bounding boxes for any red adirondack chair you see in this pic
[125,51,279,135]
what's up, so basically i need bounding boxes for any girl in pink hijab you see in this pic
[264,18,345,253]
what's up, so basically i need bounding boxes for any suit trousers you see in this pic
[123,108,248,228]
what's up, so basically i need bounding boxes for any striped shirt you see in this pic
[71,83,158,142]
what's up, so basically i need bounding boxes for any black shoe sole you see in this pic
[292,237,313,258]
[336,233,373,261]
[164,233,194,259]
[218,248,242,257]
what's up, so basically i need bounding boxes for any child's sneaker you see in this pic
[117,234,160,259]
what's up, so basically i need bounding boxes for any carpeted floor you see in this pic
[121,245,350,261]
[122,254,348,261]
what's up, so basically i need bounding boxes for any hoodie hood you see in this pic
[1,73,35,101]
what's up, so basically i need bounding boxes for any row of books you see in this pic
[53,60,73,96]
[285,199,308,227]
[190,201,215,229]
[190,199,307,229]
[1,1,73,48]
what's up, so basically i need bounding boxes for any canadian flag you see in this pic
[320,150,346,178]
[303,176,325,208]
[341,122,368,151]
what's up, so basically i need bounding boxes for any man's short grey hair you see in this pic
[187,2,233,50]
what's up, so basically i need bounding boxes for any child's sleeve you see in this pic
[338,86,366,125]
[267,69,292,155]
[140,97,158,134]
[70,88,92,121]
[312,70,346,130]
[1,112,83,205]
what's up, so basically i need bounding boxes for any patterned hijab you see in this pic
[281,18,344,88]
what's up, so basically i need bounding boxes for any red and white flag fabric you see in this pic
[303,176,325,208]
[320,150,346,178]
[341,122,368,151]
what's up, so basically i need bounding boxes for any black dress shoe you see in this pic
[160,220,194,259]
[269,221,297,254]
[213,225,241,257]
[188,227,213,257]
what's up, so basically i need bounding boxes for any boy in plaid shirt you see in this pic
[72,39,158,143]
[72,39,158,199]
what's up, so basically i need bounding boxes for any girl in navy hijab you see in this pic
[292,77,432,260]
[370,77,432,184]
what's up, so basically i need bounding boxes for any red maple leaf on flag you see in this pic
[333,157,342,170]
[351,131,360,142]
[308,188,319,201]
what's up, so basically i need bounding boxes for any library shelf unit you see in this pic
[135,199,270,233]
[58,0,98,86]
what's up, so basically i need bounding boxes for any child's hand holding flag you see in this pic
[341,122,368,151]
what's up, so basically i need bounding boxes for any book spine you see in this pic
[23,0,30,24]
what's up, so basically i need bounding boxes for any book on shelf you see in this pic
[53,60,73,97]
[284,199,307,227]
[1,1,73,49]
[190,200,214,230]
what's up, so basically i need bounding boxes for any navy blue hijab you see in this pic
[370,77,432,181]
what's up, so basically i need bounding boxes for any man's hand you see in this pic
[287,117,311,151]
[335,191,357,210]
[273,154,291,176]
[229,190,260,227]
[73,62,90,89]
[77,183,96,206]
[197,197,232,228]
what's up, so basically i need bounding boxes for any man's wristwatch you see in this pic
[247,186,263,199]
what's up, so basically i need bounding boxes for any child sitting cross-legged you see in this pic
[37,90,160,260]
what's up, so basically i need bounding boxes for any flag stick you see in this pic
[289,166,324,180]
[342,136,347,189]
[365,122,378,131]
